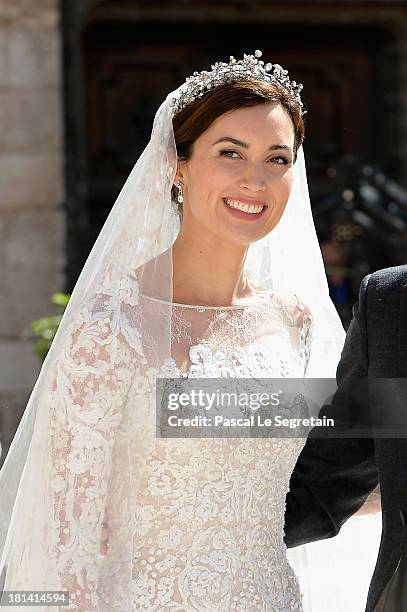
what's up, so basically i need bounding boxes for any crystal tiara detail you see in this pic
[172,50,305,115]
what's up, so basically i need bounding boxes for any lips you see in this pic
[222,197,267,219]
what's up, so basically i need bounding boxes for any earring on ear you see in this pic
[176,181,184,204]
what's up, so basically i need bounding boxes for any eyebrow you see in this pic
[212,137,292,151]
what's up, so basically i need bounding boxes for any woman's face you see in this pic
[176,102,296,247]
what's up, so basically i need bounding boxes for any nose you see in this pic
[239,162,267,192]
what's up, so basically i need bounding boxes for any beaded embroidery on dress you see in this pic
[0,276,314,612]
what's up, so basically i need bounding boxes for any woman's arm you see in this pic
[45,308,139,610]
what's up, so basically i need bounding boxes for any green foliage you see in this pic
[28,293,71,362]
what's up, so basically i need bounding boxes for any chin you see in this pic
[220,219,279,247]
[216,228,266,248]
[217,205,282,244]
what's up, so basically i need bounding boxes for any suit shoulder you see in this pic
[367,265,407,297]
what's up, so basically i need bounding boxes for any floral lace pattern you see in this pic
[5,281,312,612]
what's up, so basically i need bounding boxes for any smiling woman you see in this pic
[170,80,305,307]
[171,78,305,214]
[0,51,346,612]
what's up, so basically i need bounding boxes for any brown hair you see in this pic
[171,78,305,209]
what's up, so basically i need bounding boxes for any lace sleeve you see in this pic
[47,308,137,610]
[280,292,314,376]
[298,302,313,377]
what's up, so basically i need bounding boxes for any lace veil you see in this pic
[0,63,345,610]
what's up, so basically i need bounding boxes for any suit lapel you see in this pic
[397,283,407,488]
[399,283,407,377]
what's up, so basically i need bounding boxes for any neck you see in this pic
[172,227,254,307]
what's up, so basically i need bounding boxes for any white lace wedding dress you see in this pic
[4,286,313,612]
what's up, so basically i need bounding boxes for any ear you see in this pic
[174,158,187,186]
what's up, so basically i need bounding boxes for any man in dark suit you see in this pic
[284,265,407,612]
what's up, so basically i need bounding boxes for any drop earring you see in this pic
[176,181,184,204]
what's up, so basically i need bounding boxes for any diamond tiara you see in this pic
[172,50,304,115]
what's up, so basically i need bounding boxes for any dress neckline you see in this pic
[139,290,274,311]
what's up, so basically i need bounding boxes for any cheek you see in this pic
[262,171,293,232]
[272,170,294,206]
[186,160,225,209]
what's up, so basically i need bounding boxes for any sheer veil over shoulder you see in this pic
[0,51,347,611]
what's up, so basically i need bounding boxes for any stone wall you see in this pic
[0,0,65,465]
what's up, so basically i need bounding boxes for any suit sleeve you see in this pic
[284,274,379,547]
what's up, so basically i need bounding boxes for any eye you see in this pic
[269,155,290,165]
[220,150,290,164]
[219,149,242,159]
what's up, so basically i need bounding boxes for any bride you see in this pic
[0,51,345,611]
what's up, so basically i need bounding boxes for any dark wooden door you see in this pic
[82,21,391,223]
